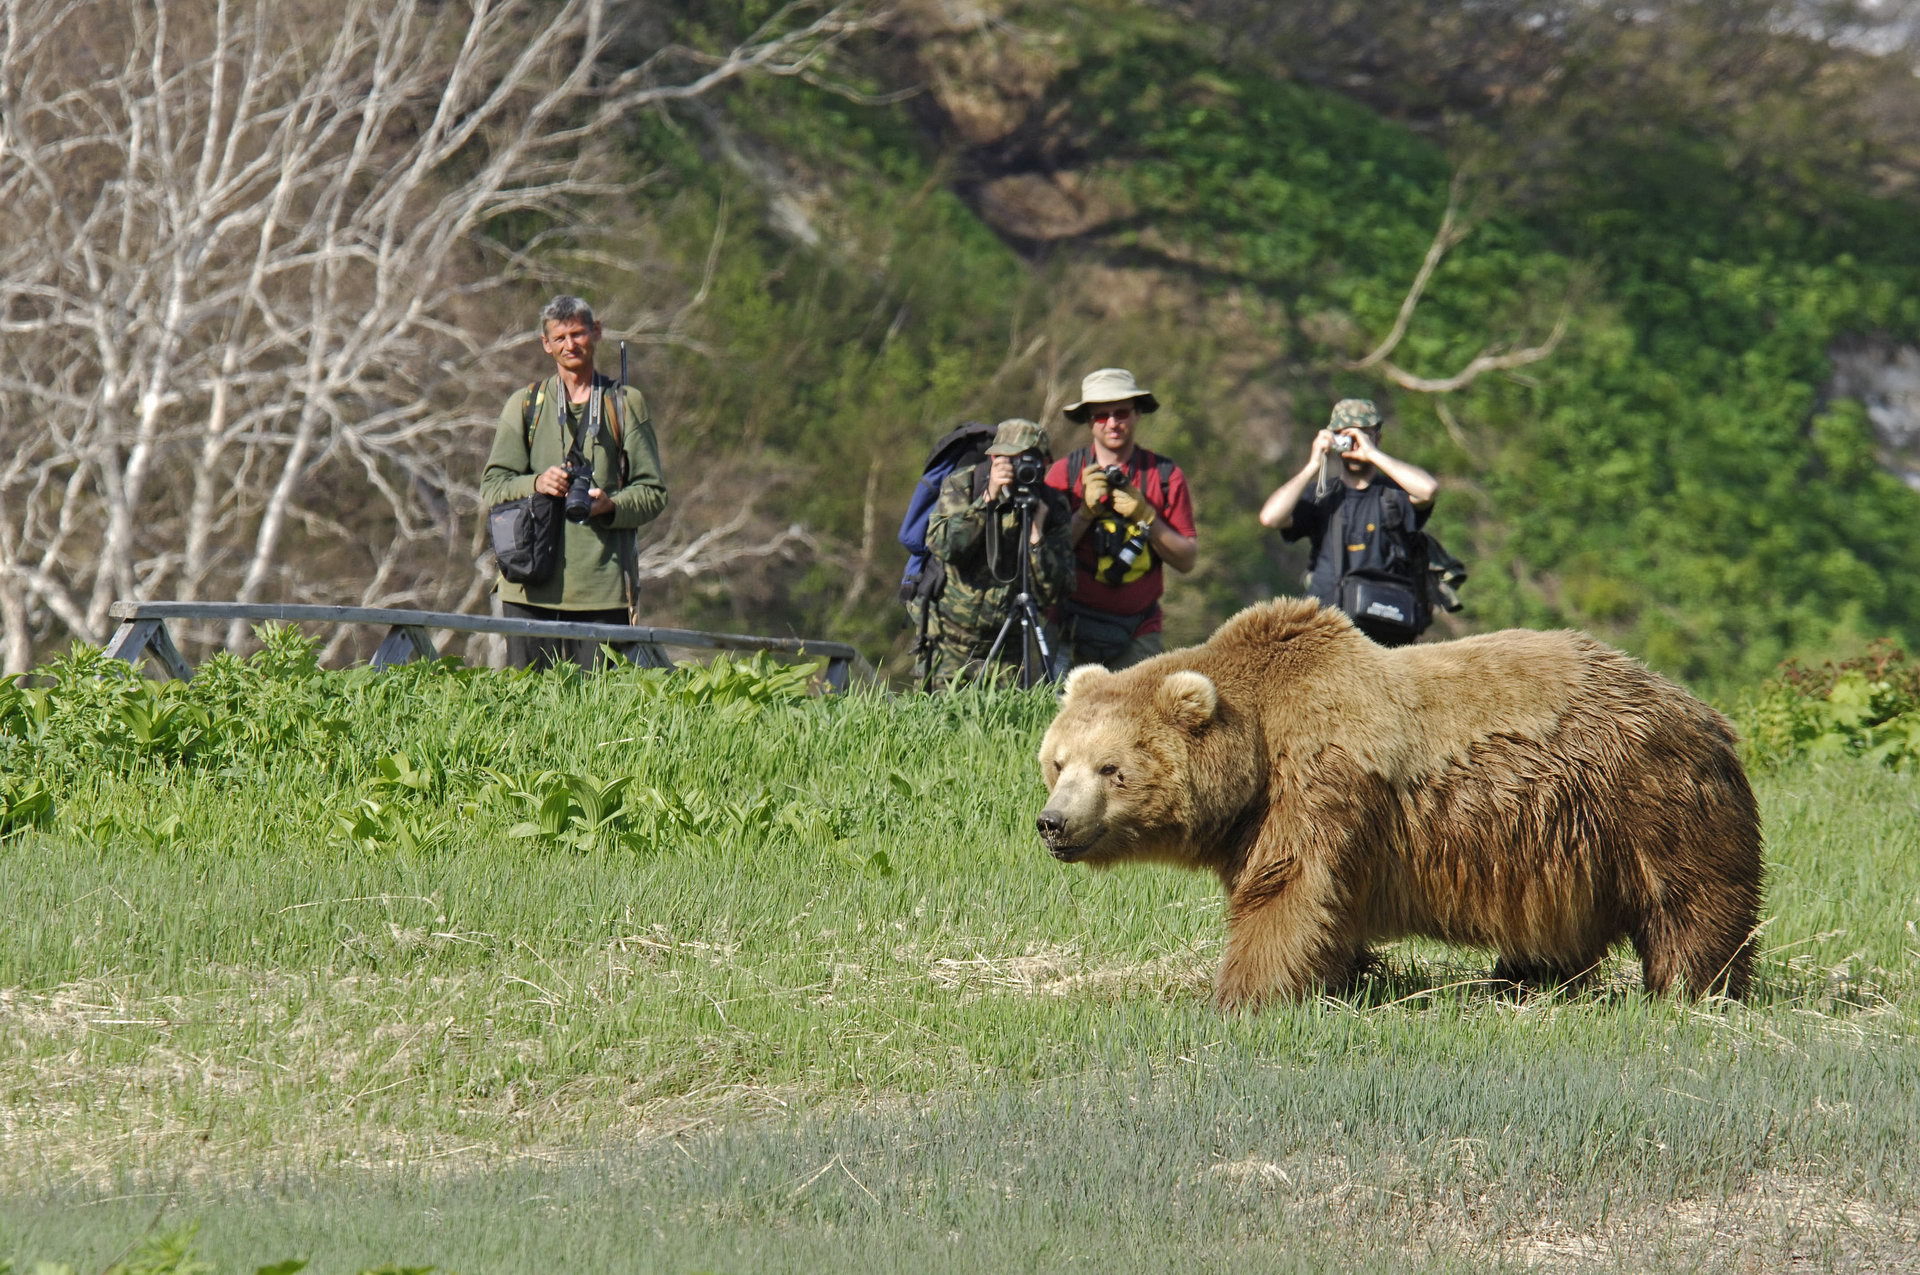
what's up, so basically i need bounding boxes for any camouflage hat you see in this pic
[1329,398,1382,432]
[986,418,1048,456]
[1064,368,1160,422]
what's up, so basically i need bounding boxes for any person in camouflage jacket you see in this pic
[921,418,1075,690]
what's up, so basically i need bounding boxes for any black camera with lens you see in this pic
[1101,464,1129,491]
[563,452,596,523]
[1004,450,1048,507]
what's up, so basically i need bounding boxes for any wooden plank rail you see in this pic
[103,601,869,691]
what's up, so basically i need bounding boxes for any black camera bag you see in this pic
[1337,570,1423,639]
[487,381,565,585]
[1329,484,1429,641]
[489,492,562,585]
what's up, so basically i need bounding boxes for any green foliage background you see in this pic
[584,0,1920,693]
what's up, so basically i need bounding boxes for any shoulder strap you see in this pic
[1130,448,1175,503]
[600,373,625,445]
[520,380,543,448]
[603,375,629,487]
[1066,447,1090,495]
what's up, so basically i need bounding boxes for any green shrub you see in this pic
[1744,639,1920,769]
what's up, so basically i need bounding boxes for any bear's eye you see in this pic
[1098,763,1120,779]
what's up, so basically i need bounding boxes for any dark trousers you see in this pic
[502,601,630,670]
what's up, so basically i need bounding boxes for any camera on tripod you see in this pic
[1005,451,1047,506]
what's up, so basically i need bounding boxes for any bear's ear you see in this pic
[1061,664,1112,702]
[1156,669,1218,731]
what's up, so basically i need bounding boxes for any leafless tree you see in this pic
[0,0,876,672]
[1347,174,1568,395]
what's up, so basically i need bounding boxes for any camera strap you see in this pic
[574,385,599,465]
[555,374,631,485]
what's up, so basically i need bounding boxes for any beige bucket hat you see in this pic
[1063,367,1160,422]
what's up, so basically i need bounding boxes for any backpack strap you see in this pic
[1066,446,1091,498]
[969,458,992,502]
[520,380,543,450]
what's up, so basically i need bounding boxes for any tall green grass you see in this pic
[2,644,1915,1272]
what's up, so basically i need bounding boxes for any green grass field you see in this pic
[1,647,1916,1273]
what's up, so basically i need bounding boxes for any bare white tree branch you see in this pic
[0,0,876,671]
[1345,171,1567,395]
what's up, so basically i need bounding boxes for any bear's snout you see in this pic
[1036,809,1093,861]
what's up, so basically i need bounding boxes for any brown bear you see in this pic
[1034,598,1763,1009]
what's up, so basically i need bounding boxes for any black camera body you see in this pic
[563,453,596,523]
[1101,464,1129,491]
[1003,450,1048,508]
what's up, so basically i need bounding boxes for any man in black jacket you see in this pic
[1259,398,1439,646]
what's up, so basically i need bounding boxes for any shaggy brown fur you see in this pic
[1034,598,1764,1010]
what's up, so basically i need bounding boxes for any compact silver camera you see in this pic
[1332,432,1359,454]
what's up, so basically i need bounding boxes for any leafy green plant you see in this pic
[141,812,188,852]
[500,769,646,854]
[615,651,822,714]
[0,673,49,738]
[0,779,53,838]
[331,797,451,856]
[1746,640,1920,768]
[113,683,213,763]
[368,752,445,800]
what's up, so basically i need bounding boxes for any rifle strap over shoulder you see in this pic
[603,375,629,488]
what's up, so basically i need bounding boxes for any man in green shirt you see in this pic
[482,295,668,668]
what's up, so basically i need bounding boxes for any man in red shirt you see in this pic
[1044,368,1198,669]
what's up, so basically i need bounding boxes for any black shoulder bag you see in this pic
[1332,489,1427,640]
[488,381,563,585]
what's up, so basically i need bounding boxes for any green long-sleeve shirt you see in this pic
[481,373,668,610]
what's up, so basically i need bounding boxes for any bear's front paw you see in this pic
[1212,969,1282,1014]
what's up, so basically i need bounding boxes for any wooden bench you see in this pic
[103,601,868,691]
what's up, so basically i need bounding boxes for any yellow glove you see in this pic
[1080,462,1110,512]
[1111,485,1152,526]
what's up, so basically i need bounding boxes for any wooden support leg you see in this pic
[103,618,195,681]
[371,625,440,669]
[614,641,675,669]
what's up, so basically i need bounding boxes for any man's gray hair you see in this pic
[540,294,596,330]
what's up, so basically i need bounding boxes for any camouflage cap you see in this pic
[986,418,1048,456]
[1329,398,1382,432]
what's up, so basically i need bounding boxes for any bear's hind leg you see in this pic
[1632,890,1758,1000]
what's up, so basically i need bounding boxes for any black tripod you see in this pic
[980,492,1058,688]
